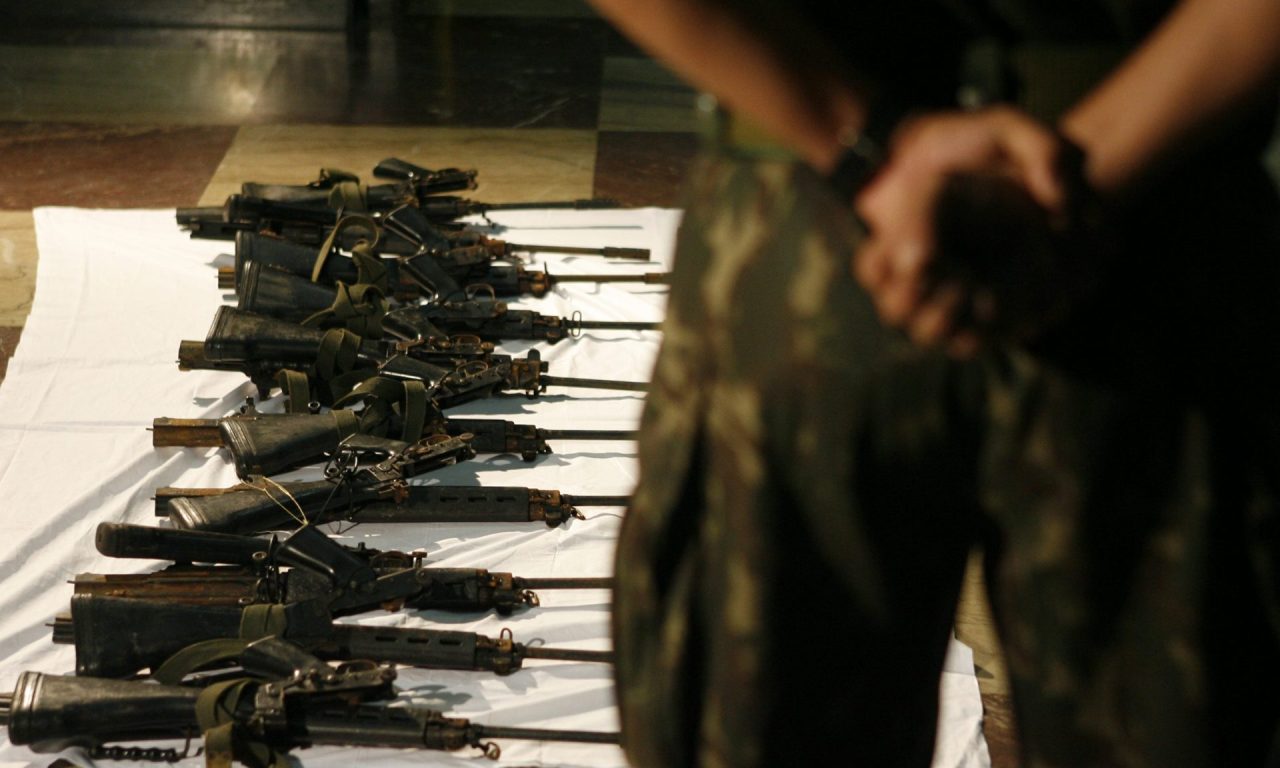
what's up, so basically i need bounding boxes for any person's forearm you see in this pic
[587,0,865,172]
[1061,0,1280,195]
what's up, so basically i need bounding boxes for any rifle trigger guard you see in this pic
[480,741,501,760]
[568,310,583,339]
[520,589,540,607]
[394,336,425,353]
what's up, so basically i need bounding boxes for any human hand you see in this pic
[853,107,1075,356]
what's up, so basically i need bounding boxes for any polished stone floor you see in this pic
[0,2,1017,765]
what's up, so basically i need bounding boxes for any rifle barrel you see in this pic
[551,272,668,283]
[537,375,647,393]
[484,198,619,212]
[539,429,638,442]
[521,646,615,664]
[520,577,613,590]
[474,724,621,745]
[562,495,629,506]
[571,319,661,331]
[508,243,650,260]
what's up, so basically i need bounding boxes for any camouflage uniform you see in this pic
[613,115,1280,767]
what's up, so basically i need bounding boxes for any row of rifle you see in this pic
[3,159,661,765]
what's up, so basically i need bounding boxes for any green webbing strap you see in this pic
[333,408,361,442]
[313,328,361,381]
[275,369,312,414]
[315,167,367,214]
[301,281,387,338]
[333,375,404,436]
[315,367,373,408]
[240,603,290,639]
[154,605,290,685]
[311,213,381,284]
[401,379,428,443]
[350,239,391,293]
[197,679,288,768]
[327,180,368,213]
[153,639,253,685]
[332,376,430,442]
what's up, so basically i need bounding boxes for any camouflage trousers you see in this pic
[612,148,1280,767]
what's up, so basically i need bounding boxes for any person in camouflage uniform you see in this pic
[590,1,1280,765]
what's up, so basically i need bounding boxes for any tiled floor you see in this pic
[0,2,1017,765]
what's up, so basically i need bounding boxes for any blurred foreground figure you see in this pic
[591,0,1280,766]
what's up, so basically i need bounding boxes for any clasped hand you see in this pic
[853,107,1077,357]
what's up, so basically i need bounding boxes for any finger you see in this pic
[852,238,892,292]
[906,283,965,346]
[994,113,1066,213]
[875,241,930,326]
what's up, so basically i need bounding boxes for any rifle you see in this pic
[2,639,618,761]
[385,297,659,343]
[239,159,479,211]
[84,524,612,617]
[155,474,627,534]
[178,192,625,242]
[234,266,659,342]
[54,594,613,679]
[180,306,648,406]
[223,233,663,300]
[152,406,636,477]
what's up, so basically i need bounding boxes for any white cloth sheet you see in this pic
[0,207,989,767]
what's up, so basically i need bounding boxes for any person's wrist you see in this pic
[825,127,884,202]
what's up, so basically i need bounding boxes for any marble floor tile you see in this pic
[250,16,605,128]
[0,211,36,328]
[0,123,237,209]
[594,131,699,208]
[0,0,350,30]
[201,125,597,205]
[0,44,279,125]
[405,0,596,18]
[599,57,699,133]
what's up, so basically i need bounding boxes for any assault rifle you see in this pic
[234,266,659,342]
[153,437,627,531]
[83,523,612,617]
[240,159,479,211]
[157,481,625,534]
[152,416,478,480]
[222,229,662,299]
[2,639,618,762]
[179,306,649,406]
[178,192,624,241]
[54,594,613,679]
[152,401,636,477]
